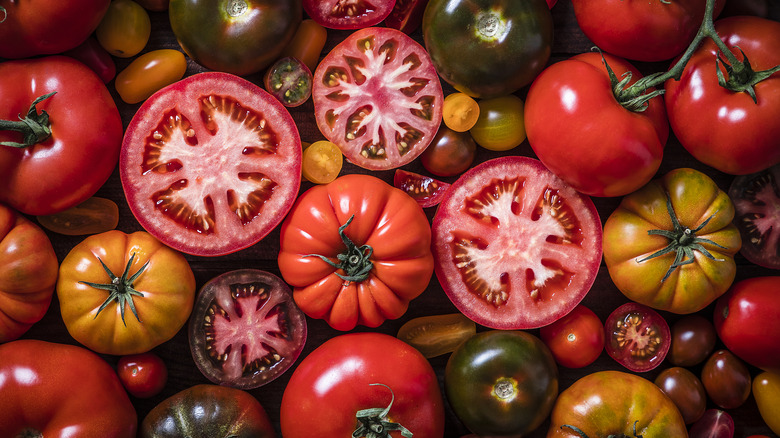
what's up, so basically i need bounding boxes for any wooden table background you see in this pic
[20,1,779,436]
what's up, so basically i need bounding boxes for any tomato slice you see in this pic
[120,72,302,256]
[313,27,443,171]
[605,302,671,372]
[432,156,602,329]
[303,0,395,29]
[263,56,313,108]
[728,164,780,269]
[393,169,450,208]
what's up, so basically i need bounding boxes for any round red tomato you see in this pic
[312,27,443,171]
[664,16,780,175]
[432,156,602,330]
[605,302,670,372]
[280,332,445,438]
[120,72,301,257]
[540,304,604,368]
[728,163,780,269]
[117,352,168,399]
[525,52,668,197]
[304,0,394,29]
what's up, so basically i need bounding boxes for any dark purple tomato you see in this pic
[654,367,707,425]
[728,164,780,269]
[669,314,717,367]
[701,350,752,410]
[420,125,476,177]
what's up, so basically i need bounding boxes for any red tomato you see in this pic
[312,27,443,171]
[0,56,123,216]
[280,332,445,437]
[728,164,780,269]
[540,304,605,368]
[393,169,451,208]
[604,302,670,372]
[688,409,734,438]
[304,0,394,29]
[664,16,780,175]
[117,352,168,399]
[525,52,668,197]
[713,276,780,374]
[385,0,430,34]
[62,36,117,83]
[701,349,751,410]
[0,339,137,438]
[432,156,602,329]
[120,72,302,256]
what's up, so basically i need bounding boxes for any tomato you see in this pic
[263,56,313,108]
[278,174,434,330]
[36,197,119,236]
[140,384,275,438]
[120,72,301,257]
[664,16,780,175]
[385,0,430,34]
[728,164,780,269]
[432,156,602,330]
[603,168,741,314]
[56,230,196,355]
[0,56,123,216]
[713,276,780,374]
[540,304,604,369]
[312,27,444,171]
[688,409,734,438]
[525,52,668,197]
[393,169,451,208]
[302,140,343,184]
[396,313,476,358]
[701,350,752,410]
[548,370,688,437]
[654,367,707,424]
[669,314,717,367]
[115,49,188,104]
[571,0,726,62]
[188,269,307,389]
[0,339,137,438]
[469,95,526,152]
[280,332,445,437]
[753,371,780,436]
[117,352,168,398]
[95,0,151,58]
[604,302,670,373]
[169,0,301,75]
[445,330,558,437]
[442,92,480,132]
[280,19,328,73]
[422,0,553,98]
[0,0,109,58]
[303,0,394,29]
[0,205,58,343]
[420,126,477,177]
[63,36,117,83]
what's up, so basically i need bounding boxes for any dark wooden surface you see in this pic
[20,1,779,437]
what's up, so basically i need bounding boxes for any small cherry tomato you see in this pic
[115,49,187,104]
[443,92,480,132]
[654,367,707,425]
[604,302,670,372]
[302,140,343,184]
[36,197,119,236]
[469,95,526,151]
[420,125,476,177]
[701,350,751,410]
[688,409,734,438]
[117,352,168,398]
[96,0,151,58]
[63,37,117,83]
[281,19,327,73]
[669,314,717,367]
[539,304,604,369]
[264,57,313,108]
[393,169,451,208]
[397,313,476,358]
[753,371,780,436]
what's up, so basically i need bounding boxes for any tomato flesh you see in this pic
[728,164,780,269]
[303,0,395,29]
[393,169,451,208]
[605,302,670,372]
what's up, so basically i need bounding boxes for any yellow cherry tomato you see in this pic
[302,140,343,184]
[115,49,187,104]
[96,0,151,58]
[443,92,480,132]
[281,19,327,73]
[753,371,780,435]
[469,95,526,151]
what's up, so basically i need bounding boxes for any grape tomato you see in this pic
[115,49,187,104]
[397,313,476,358]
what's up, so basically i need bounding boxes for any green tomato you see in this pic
[469,95,526,151]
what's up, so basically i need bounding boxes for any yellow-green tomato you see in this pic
[753,371,780,435]
[115,49,187,104]
[470,95,526,151]
[96,0,151,58]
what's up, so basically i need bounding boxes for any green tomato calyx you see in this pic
[715,47,780,103]
[80,252,148,326]
[0,92,56,148]
[304,215,374,284]
[353,383,412,438]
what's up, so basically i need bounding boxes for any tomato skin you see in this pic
[540,304,604,369]
[385,0,430,34]
[753,372,780,436]
[95,0,151,58]
[117,352,168,398]
[469,95,526,152]
[0,205,58,343]
[654,367,707,424]
[63,36,117,83]
[420,126,477,177]
[115,49,188,104]
[664,16,780,175]
[397,313,476,358]
[669,314,717,367]
[688,409,734,438]
[526,52,668,197]
[280,332,445,438]
[0,339,137,438]
[280,19,327,73]
[0,56,123,216]
[701,349,751,410]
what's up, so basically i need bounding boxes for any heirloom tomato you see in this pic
[117,352,168,398]
[141,384,275,438]
[442,92,480,132]
[525,52,668,197]
[547,370,688,437]
[120,72,302,257]
[0,56,123,216]
[312,27,444,171]
[664,16,780,175]
[169,0,301,75]
[0,204,58,343]
[604,302,670,372]
[396,312,475,358]
[57,230,196,355]
[432,156,602,330]
[603,168,741,314]
[422,0,553,98]
[468,95,526,151]
[669,314,717,367]
[280,332,445,438]
[393,169,451,208]
[654,367,707,424]
[701,349,751,410]
[728,163,780,269]
[753,371,780,436]
[303,0,394,29]
[540,304,604,369]
[0,339,137,438]
[278,174,433,330]
[264,56,313,108]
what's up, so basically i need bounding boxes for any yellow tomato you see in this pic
[115,49,187,104]
[753,371,780,435]
[443,92,480,132]
[96,0,151,58]
[469,95,526,151]
[302,140,343,184]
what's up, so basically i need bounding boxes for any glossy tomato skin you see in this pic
[701,349,751,410]
[63,36,117,83]
[688,409,734,438]
[0,56,123,216]
[117,352,168,399]
[141,384,275,438]
[0,339,137,438]
[669,314,717,367]
[665,16,780,175]
[422,0,553,98]
[713,276,780,374]
[114,49,188,104]
[654,367,707,424]
[540,304,604,369]
[396,312,476,358]
[445,330,558,436]
[526,52,668,197]
[278,174,433,330]
[95,0,151,58]
[280,332,445,438]
[169,0,301,75]
[420,126,477,177]
[385,0,430,34]
[548,370,688,437]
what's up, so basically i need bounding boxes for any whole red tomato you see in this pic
[0,56,123,216]
[280,332,445,437]
[540,304,604,369]
[664,16,780,175]
[0,339,137,438]
[117,352,168,399]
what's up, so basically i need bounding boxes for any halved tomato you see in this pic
[312,27,443,171]
[304,0,395,29]
[120,72,302,256]
[393,169,450,208]
[605,302,670,373]
[431,156,602,329]
[728,164,780,269]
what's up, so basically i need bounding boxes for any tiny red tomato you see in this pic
[540,304,604,369]
[117,352,168,399]
[604,302,670,372]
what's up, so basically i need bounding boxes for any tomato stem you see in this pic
[353,383,413,438]
[0,92,56,148]
[79,252,148,326]
[303,215,374,284]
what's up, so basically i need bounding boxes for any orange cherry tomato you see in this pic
[96,0,151,58]
[114,49,187,104]
[302,140,343,184]
[443,92,480,132]
[281,18,328,73]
